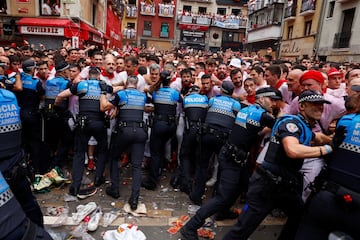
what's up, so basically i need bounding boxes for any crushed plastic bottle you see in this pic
[102,211,118,227]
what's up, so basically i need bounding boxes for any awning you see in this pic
[17,18,80,38]
[80,21,106,44]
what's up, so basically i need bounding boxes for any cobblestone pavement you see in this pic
[36,164,284,239]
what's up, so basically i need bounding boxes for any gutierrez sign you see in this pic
[20,26,65,36]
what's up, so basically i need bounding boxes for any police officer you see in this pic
[0,171,52,239]
[177,85,208,194]
[295,93,360,240]
[189,81,241,205]
[142,70,180,190]
[222,90,335,240]
[180,87,279,240]
[100,76,147,210]
[0,86,44,227]
[44,61,71,168]
[17,59,46,174]
[55,66,112,199]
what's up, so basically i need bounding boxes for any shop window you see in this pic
[0,0,7,14]
[40,0,61,16]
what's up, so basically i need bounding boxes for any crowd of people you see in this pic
[0,43,360,239]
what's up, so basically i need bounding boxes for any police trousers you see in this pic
[223,169,304,240]
[109,125,147,197]
[71,119,108,191]
[295,190,360,240]
[185,146,248,231]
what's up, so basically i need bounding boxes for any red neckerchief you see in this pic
[116,70,122,73]
[275,79,287,89]
[246,94,256,104]
[5,69,17,75]
[101,69,114,79]
[171,76,177,83]
[129,70,138,77]
[36,72,48,81]
[49,65,54,71]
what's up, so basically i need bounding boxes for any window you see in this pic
[183,5,191,12]
[0,0,7,14]
[160,23,169,37]
[222,32,240,42]
[288,26,293,39]
[231,8,241,16]
[217,8,226,15]
[198,7,207,14]
[304,20,312,36]
[40,0,61,16]
[144,21,151,31]
[327,1,335,18]
[128,0,136,4]
[127,23,135,29]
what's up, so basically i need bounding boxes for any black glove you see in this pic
[99,81,108,94]
[330,125,347,150]
[107,85,113,94]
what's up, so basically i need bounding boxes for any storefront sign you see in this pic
[20,26,64,36]
[92,34,104,44]
[179,23,209,31]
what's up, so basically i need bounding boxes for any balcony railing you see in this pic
[160,31,169,38]
[158,4,175,17]
[126,5,138,18]
[123,28,136,39]
[284,4,297,18]
[178,15,212,25]
[143,29,152,37]
[140,2,155,15]
[300,0,316,14]
[212,16,247,29]
[181,0,211,3]
[333,31,351,48]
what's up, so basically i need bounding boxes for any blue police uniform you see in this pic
[190,94,241,205]
[0,73,16,90]
[17,72,46,173]
[0,88,44,227]
[142,86,180,190]
[295,113,360,240]
[44,76,71,168]
[182,104,275,238]
[106,88,147,205]
[178,92,208,194]
[0,171,52,239]
[223,114,313,240]
[69,79,108,195]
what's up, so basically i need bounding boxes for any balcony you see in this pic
[140,2,155,16]
[143,29,152,37]
[123,28,137,39]
[333,31,351,49]
[182,0,212,3]
[284,4,297,20]
[158,4,175,17]
[160,31,169,38]
[212,15,247,29]
[126,5,138,18]
[300,0,315,16]
[178,15,212,25]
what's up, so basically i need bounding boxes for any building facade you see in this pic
[0,0,123,50]
[137,0,176,50]
[246,0,285,56]
[316,0,360,62]
[279,0,323,61]
[175,0,247,51]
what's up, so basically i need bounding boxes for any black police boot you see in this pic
[180,226,199,240]
[128,195,139,211]
[94,176,105,187]
[170,175,181,189]
[141,177,156,191]
[105,186,120,199]
[189,192,202,206]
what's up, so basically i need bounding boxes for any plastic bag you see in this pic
[72,202,97,224]
[102,211,119,227]
[102,224,146,240]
